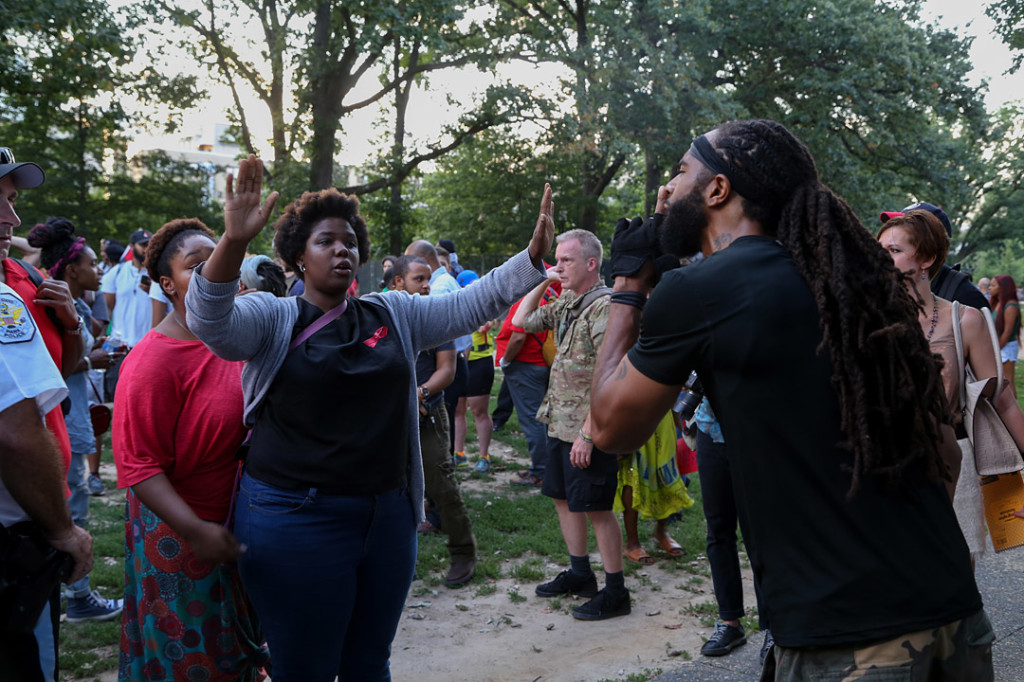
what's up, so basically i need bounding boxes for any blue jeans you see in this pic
[234,472,417,681]
[503,361,551,476]
[65,453,91,599]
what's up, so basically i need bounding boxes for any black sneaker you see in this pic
[700,622,747,656]
[759,628,775,664]
[571,587,631,621]
[535,569,598,598]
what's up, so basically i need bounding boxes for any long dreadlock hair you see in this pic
[707,119,951,497]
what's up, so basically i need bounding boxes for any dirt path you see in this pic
[389,442,758,682]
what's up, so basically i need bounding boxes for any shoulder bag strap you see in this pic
[288,299,348,353]
[951,301,967,414]
[983,306,1004,393]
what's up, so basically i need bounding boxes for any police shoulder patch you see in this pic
[0,292,36,344]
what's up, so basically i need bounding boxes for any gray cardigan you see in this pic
[185,248,547,522]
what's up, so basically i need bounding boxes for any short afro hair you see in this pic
[273,188,370,279]
[145,218,217,283]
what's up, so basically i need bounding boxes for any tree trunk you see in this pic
[644,148,661,217]
[308,2,338,189]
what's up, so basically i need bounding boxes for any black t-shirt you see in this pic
[247,297,410,495]
[415,340,455,412]
[932,265,989,310]
[629,236,981,648]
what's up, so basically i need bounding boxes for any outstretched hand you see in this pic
[224,154,279,244]
[528,184,555,266]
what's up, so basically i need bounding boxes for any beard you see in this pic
[659,187,708,257]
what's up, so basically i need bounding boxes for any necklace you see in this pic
[925,296,939,341]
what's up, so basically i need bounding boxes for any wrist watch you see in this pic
[419,385,431,399]
[64,315,85,335]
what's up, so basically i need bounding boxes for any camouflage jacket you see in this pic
[521,280,610,442]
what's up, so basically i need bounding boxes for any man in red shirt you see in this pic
[498,281,560,486]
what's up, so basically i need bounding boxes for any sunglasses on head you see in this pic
[0,148,14,165]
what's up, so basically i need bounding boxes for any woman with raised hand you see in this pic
[878,210,1024,558]
[113,218,267,681]
[185,155,552,681]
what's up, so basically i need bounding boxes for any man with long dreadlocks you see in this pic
[588,119,992,680]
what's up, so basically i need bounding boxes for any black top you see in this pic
[415,340,455,412]
[932,265,989,310]
[247,297,410,495]
[629,236,981,648]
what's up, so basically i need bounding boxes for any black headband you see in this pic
[688,135,775,209]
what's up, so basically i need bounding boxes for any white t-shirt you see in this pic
[101,260,152,346]
[0,282,68,526]
[149,280,172,318]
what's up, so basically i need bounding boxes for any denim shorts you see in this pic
[1001,340,1019,364]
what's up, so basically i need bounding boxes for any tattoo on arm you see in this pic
[712,233,733,251]
[612,360,628,382]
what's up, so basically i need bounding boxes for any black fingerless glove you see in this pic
[610,214,665,279]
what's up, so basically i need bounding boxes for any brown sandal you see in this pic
[624,547,656,565]
[656,535,683,557]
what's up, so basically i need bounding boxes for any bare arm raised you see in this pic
[203,155,279,284]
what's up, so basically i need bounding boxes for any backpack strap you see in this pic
[935,267,968,302]
[557,286,612,344]
[10,258,61,329]
[11,258,43,287]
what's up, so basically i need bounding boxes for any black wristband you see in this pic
[610,291,646,310]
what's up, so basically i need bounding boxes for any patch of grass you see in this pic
[507,586,527,603]
[598,668,663,682]
[465,492,575,562]
[676,575,706,594]
[511,557,546,582]
[739,608,761,635]
[474,583,497,597]
[683,600,718,627]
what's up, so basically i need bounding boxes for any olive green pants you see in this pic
[420,404,477,561]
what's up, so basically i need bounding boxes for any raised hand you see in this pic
[224,154,280,245]
[528,183,555,266]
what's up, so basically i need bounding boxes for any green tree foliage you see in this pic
[957,105,1024,263]
[101,152,225,241]
[485,0,987,235]
[143,0,526,197]
[0,0,212,244]
[415,125,641,255]
[710,0,987,228]
[966,238,1024,281]
[988,0,1024,71]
